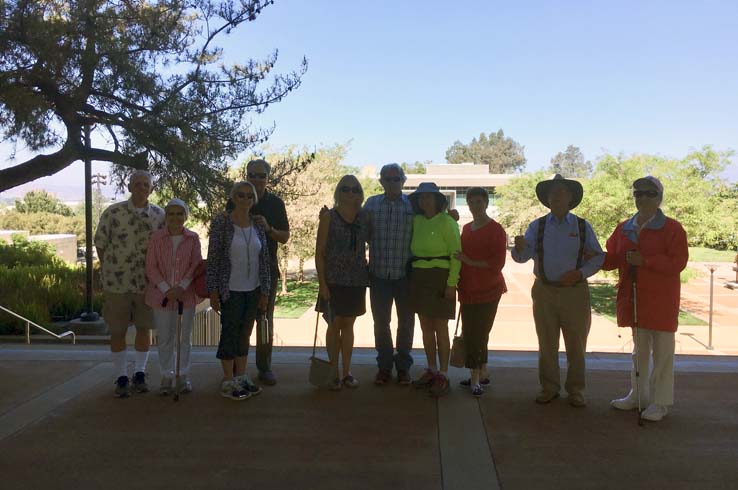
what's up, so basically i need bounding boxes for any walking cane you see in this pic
[174,299,184,402]
[631,263,644,426]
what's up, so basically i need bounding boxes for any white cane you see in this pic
[174,299,183,402]
[631,260,644,426]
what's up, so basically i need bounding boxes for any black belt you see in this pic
[411,255,450,262]
[536,277,583,288]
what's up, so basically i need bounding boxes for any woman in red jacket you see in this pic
[603,176,688,422]
[454,187,507,397]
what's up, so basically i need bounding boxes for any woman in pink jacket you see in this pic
[145,199,203,395]
[603,177,688,422]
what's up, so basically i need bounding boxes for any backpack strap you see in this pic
[575,217,586,270]
[536,216,547,282]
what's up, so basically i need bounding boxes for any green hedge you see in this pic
[0,237,102,335]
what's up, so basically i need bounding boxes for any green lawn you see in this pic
[273,280,320,318]
[589,283,706,326]
[688,247,737,263]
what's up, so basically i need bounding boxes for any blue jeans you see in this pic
[370,274,415,372]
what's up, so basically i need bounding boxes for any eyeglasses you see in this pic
[633,190,659,198]
[381,176,402,183]
[340,186,361,194]
[236,192,255,200]
[247,172,267,180]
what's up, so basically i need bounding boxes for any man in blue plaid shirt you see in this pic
[363,163,415,385]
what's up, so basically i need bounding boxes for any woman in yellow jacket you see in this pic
[408,182,461,397]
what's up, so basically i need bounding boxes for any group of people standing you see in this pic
[95,159,288,401]
[95,160,687,423]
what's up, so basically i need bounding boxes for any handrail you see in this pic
[0,305,76,345]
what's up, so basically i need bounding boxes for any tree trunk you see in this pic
[280,249,288,295]
[298,258,305,283]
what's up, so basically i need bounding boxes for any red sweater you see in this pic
[458,220,508,304]
[602,212,688,332]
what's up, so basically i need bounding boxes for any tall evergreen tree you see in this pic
[0,0,307,212]
[445,129,526,173]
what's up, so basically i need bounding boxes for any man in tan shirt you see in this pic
[95,170,164,397]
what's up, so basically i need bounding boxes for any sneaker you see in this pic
[412,369,435,389]
[429,374,450,397]
[641,404,668,422]
[472,384,484,398]
[374,369,392,385]
[535,391,560,404]
[397,370,412,385]
[258,370,277,386]
[159,377,173,396]
[176,376,192,394]
[610,393,640,411]
[342,374,359,389]
[132,371,149,393]
[221,379,250,400]
[460,377,491,387]
[237,375,262,397]
[568,393,587,408]
[329,378,343,391]
[114,376,130,398]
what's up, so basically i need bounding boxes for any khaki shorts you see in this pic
[103,292,155,335]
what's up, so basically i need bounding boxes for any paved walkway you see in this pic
[1,345,737,490]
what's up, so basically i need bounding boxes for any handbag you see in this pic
[192,259,208,300]
[450,309,466,368]
[309,298,335,388]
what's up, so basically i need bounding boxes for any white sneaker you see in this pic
[640,404,668,421]
[610,394,639,411]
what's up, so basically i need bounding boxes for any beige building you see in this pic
[404,163,516,219]
[1,230,78,264]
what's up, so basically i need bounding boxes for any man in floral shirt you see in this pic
[95,170,165,397]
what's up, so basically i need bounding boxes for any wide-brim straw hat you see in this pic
[535,174,583,209]
[409,182,448,212]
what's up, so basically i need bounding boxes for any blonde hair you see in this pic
[333,175,364,208]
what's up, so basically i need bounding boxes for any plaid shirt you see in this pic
[363,193,414,280]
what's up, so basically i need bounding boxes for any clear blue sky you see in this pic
[2,0,737,197]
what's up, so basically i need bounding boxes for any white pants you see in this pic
[628,328,675,407]
[154,308,195,378]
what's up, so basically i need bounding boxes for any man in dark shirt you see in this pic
[247,159,290,385]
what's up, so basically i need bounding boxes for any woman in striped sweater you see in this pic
[145,198,202,395]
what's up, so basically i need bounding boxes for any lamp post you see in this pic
[80,124,99,322]
[707,265,716,350]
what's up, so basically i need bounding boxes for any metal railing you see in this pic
[190,307,285,348]
[0,305,76,344]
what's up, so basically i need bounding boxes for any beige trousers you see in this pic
[628,328,675,407]
[531,280,591,396]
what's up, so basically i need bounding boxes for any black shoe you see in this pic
[114,376,130,398]
[460,377,490,387]
[132,371,149,393]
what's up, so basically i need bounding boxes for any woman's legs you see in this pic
[418,314,438,370]
[336,316,357,378]
[434,318,450,374]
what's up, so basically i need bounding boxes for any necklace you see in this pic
[240,225,253,277]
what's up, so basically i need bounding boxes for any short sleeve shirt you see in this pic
[251,191,289,273]
[95,199,165,293]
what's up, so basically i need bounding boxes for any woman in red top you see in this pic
[454,187,508,397]
[603,176,688,422]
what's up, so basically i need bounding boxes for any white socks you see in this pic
[134,350,149,373]
[112,350,127,377]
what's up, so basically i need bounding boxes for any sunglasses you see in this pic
[247,172,267,179]
[340,186,361,194]
[633,190,659,198]
[235,192,255,200]
[382,176,402,183]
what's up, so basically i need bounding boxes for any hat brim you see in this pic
[535,179,583,209]
[409,190,448,213]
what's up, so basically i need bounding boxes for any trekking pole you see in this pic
[631,264,644,427]
[174,300,183,402]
